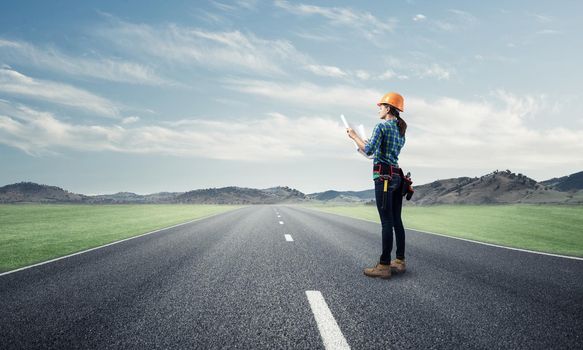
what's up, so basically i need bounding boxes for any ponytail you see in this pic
[389,106,407,137]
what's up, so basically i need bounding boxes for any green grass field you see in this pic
[304,204,583,258]
[0,204,242,273]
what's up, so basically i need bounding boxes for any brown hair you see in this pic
[389,105,407,137]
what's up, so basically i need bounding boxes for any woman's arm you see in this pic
[348,123,382,155]
[347,128,366,151]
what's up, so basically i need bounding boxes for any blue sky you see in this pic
[1,0,582,194]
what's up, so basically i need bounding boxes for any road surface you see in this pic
[1,205,582,349]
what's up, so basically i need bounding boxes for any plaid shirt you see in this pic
[364,119,405,167]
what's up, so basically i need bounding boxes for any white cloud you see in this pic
[431,9,477,32]
[536,29,561,35]
[220,79,583,170]
[95,19,310,76]
[0,68,119,117]
[2,91,582,172]
[354,70,371,80]
[305,64,347,78]
[474,54,516,63]
[448,9,477,23]
[294,30,341,42]
[211,1,238,11]
[223,78,380,109]
[529,13,553,23]
[382,57,452,80]
[212,0,257,11]
[0,102,122,156]
[419,63,451,80]
[236,0,258,10]
[413,14,426,22]
[404,92,583,169]
[0,100,346,160]
[196,9,229,25]
[94,17,369,82]
[122,116,140,124]
[433,20,455,31]
[274,0,396,40]
[0,39,20,48]
[379,69,396,80]
[0,38,170,86]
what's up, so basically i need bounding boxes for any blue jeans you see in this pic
[374,175,405,264]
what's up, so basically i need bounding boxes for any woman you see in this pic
[347,92,408,279]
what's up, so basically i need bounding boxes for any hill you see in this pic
[410,170,583,205]
[0,183,308,205]
[176,186,308,205]
[1,170,582,205]
[0,182,87,203]
[540,171,583,191]
[88,192,181,204]
[307,170,583,205]
[307,189,375,203]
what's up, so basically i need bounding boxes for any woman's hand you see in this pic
[346,128,358,140]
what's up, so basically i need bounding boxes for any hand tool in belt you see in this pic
[382,171,391,210]
[374,129,393,210]
[374,163,395,210]
[403,171,415,200]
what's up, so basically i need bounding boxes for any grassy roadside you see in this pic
[302,204,583,258]
[0,204,242,273]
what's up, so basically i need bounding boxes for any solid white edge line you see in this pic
[305,290,350,350]
[410,228,583,261]
[285,234,294,242]
[0,208,244,277]
[299,206,583,261]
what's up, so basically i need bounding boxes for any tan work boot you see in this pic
[390,259,406,273]
[363,263,391,279]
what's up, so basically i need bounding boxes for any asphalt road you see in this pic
[1,205,582,349]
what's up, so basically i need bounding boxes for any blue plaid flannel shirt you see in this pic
[364,119,405,168]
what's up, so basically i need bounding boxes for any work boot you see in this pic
[390,259,406,273]
[363,263,391,279]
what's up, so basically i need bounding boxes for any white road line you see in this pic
[285,234,294,242]
[300,207,583,261]
[305,291,351,350]
[279,221,284,225]
[0,210,239,277]
[277,215,281,218]
[410,228,583,261]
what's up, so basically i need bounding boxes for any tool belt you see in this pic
[373,163,401,180]
[373,163,415,207]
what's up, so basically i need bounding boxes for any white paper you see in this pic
[340,114,350,129]
[340,114,373,159]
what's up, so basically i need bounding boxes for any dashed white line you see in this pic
[305,291,350,350]
[279,221,284,225]
[285,234,294,242]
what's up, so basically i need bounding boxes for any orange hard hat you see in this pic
[377,92,404,112]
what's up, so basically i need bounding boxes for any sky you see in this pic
[1,0,582,195]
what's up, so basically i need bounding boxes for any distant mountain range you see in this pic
[309,170,583,205]
[1,170,582,205]
[0,183,309,205]
[408,170,583,205]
